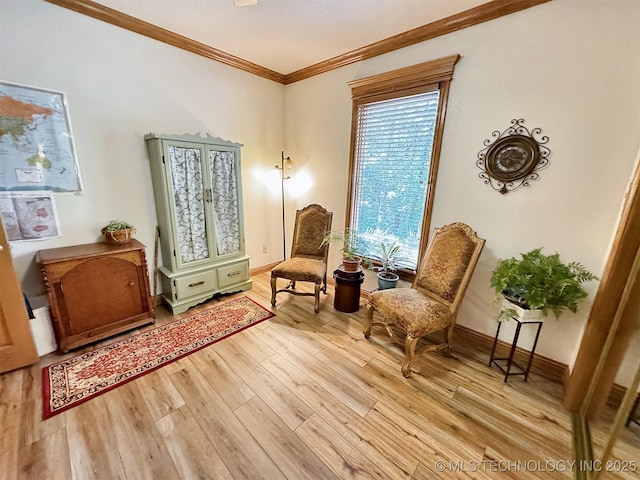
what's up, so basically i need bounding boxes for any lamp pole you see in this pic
[280,151,286,261]
[277,151,292,261]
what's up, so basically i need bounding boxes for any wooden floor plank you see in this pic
[295,413,390,480]
[263,354,417,479]
[103,381,181,480]
[255,324,377,416]
[169,364,285,479]
[5,272,637,480]
[18,363,65,449]
[216,336,313,429]
[452,386,573,463]
[156,405,234,480]
[0,371,24,480]
[65,396,127,480]
[235,396,339,480]
[188,345,256,410]
[136,368,186,422]
[18,427,72,480]
[228,328,277,362]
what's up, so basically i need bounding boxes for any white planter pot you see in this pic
[502,298,544,322]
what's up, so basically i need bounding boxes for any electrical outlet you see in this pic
[262,245,268,253]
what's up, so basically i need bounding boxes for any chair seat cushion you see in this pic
[369,288,452,338]
[271,257,326,283]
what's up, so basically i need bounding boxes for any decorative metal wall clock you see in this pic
[476,118,550,194]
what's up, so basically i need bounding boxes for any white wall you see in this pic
[285,0,640,368]
[1,0,286,295]
[2,0,639,371]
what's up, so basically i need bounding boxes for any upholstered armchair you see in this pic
[271,204,333,313]
[364,222,485,377]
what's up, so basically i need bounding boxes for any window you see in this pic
[347,55,459,275]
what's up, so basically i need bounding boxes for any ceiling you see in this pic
[95,0,489,75]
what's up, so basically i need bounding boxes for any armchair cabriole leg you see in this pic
[402,335,419,378]
[364,304,374,338]
[270,277,277,306]
[314,284,321,313]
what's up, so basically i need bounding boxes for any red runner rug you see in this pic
[42,296,273,419]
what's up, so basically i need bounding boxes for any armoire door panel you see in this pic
[164,141,211,269]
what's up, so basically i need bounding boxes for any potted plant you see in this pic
[370,241,400,289]
[490,247,598,322]
[101,220,136,245]
[320,229,363,272]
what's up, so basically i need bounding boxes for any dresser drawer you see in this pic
[217,261,249,289]
[174,271,218,300]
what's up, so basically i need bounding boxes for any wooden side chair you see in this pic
[271,204,333,313]
[364,222,485,377]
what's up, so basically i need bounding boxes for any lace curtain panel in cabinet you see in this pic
[210,151,241,256]
[168,146,210,264]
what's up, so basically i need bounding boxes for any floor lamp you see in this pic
[275,151,293,261]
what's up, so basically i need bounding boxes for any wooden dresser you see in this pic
[37,239,155,352]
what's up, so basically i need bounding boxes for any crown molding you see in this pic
[284,0,551,84]
[45,0,551,85]
[44,0,286,84]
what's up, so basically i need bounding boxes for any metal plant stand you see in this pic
[489,316,544,382]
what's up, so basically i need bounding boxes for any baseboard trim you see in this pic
[250,261,281,276]
[607,383,627,409]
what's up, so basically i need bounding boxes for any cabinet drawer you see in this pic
[174,271,217,300]
[217,261,249,289]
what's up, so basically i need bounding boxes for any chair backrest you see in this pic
[290,204,333,262]
[413,222,485,312]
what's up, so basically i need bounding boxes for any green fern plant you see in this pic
[490,248,598,319]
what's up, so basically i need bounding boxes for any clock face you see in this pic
[485,135,540,182]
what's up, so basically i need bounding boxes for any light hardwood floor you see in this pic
[2,272,638,480]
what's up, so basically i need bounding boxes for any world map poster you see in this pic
[0,81,82,192]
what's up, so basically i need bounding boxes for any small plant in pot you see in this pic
[101,219,136,245]
[370,241,400,290]
[490,247,598,322]
[320,229,363,272]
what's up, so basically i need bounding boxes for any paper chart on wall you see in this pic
[0,81,82,192]
[0,192,61,242]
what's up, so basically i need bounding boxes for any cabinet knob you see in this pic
[129,281,135,286]
[0,244,3,252]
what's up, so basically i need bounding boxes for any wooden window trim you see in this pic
[346,55,460,278]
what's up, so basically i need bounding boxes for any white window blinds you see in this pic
[349,90,440,271]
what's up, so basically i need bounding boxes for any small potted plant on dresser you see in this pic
[490,247,598,322]
[370,241,400,290]
[320,229,363,272]
[101,220,136,245]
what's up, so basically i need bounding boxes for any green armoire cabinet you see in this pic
[145,132,252,314]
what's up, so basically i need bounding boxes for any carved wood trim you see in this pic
[347,54,460,100]
[44,0,550,85]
